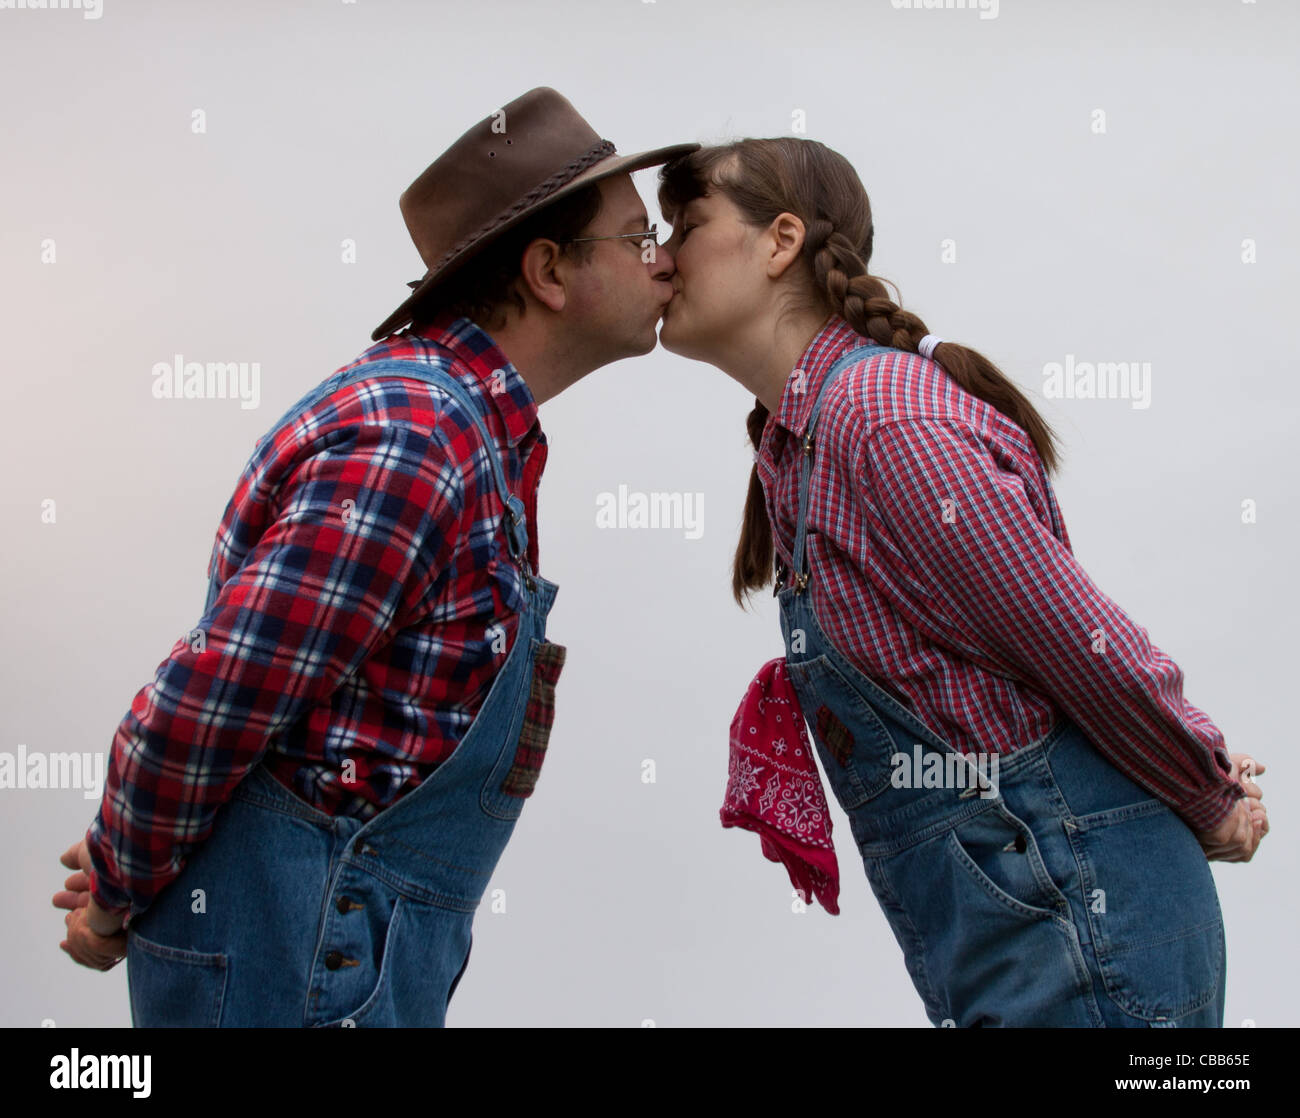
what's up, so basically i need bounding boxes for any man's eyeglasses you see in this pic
[557,223,659,247]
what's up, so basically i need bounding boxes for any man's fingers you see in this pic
[51,888,90,912]
[60,939,124,970]
[61,908,129,971]
[58,843,81,871]
[95,932,128,955]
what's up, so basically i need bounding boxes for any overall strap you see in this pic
[339,358,534,580]
[789,344,893,591]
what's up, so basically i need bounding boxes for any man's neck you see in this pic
[482,317,586,407]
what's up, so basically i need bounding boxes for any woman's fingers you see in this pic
[1230,752,1265,788]
[1199,798,1264,862]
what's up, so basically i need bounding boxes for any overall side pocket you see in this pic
[949,802,1071,921]
[871,808,1094,1026]
[345,897,473,1028]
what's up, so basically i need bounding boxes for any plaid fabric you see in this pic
[500,639,566,798]
[760,315,1243,833]
[86,310,548,919]
[814,705,855,768]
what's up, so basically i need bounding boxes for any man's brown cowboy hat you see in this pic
[371,87,699,341]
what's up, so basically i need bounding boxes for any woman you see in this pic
[654,138,1268,1027]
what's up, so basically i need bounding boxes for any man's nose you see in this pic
[649,240,675,281]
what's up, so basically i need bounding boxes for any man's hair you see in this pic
[410,182,604,330]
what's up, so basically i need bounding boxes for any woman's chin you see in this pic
[657,319,683,355]
[657,312,696,358]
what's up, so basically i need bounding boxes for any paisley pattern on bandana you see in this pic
[721,658,841,914]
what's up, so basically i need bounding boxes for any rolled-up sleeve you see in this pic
[856,417,1242,832]
[85,421,467,920]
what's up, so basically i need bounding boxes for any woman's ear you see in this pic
[765,212,808,280]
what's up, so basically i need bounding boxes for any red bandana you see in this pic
[721,657,840,914]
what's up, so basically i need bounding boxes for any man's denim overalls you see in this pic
[777,343,1227,1027]
[125,358,565,1027]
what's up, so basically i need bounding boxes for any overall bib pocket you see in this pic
[127,930,228,1028]
[1065,797,1225,1021]
[784,654,895,810]
[480,638,566,821]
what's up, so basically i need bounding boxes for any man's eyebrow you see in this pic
[622,211,650,231]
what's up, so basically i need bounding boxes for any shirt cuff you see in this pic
[1175,779,1245,833]
[86,862,132,917]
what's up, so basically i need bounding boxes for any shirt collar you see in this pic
[410,309,540,448]
[774,313,867,438]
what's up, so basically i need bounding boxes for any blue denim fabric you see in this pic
[126,359,562,1027]
[778,344,1226,1027]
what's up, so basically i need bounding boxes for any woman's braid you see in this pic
[808,219,930,354]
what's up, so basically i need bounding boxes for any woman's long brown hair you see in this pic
[657,139,1062,607]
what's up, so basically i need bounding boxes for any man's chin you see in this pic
[613,325,659,361]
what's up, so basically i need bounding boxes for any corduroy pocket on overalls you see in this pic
[500,639,566,798]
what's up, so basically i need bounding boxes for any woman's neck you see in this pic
[721,309,834,416]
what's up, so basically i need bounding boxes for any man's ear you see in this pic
[765,212,808,281]
[517,238,568,313]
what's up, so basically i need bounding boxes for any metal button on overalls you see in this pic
[124,358,566,1027]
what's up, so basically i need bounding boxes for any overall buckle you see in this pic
[504,495,536,591]
[774,559,808,595]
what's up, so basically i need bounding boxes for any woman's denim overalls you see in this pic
[125,358,566,1027]
[777,343,1227,1027]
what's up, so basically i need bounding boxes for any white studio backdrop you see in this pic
[1,0,1295,1027]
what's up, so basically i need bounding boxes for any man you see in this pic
[52,87,697,1026]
